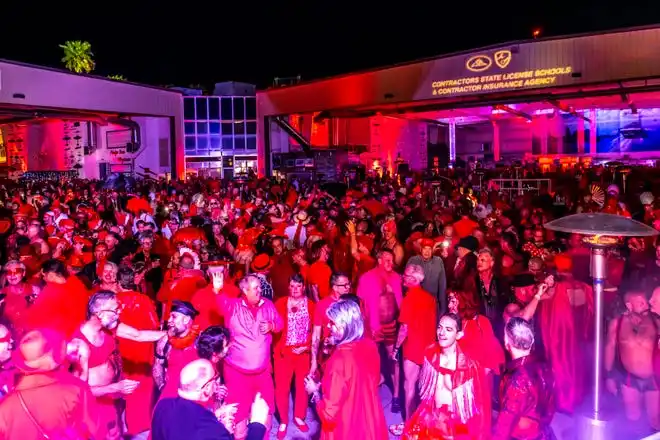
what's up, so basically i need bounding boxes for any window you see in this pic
[210,135,221,149]
[185,122,195,135]
[246,121,256,135]
[184,98,195,119]
[209,122,221,135]
[195,98,208,120]
[246,97,256,120]
[233,98,245,120]
[222,123,233,135]
[234,121,245,135]
[185,136,196,150]
[208,98,220,120]
[235,136,245,150]
[222,137,234,150]
[197,136,209,150]
[246,135,256,150]
[196,122,208,135]
[221,98,233,120]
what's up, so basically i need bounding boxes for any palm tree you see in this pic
[59,41,95,74]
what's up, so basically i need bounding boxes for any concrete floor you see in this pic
[269,384,656,440]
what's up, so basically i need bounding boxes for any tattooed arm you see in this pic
[309,325,322,377]
[153,337,169,390]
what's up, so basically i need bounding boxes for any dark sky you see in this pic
[2,1,659,89]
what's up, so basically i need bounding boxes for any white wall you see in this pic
[82,117,172,179]
[456,119,534,159]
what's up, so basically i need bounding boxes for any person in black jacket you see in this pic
[152,359,268,440]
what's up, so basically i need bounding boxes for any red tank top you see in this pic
[73,327,117,368]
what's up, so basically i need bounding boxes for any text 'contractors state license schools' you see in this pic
[430,67,573,96]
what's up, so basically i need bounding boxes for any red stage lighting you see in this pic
[533,28,542,39]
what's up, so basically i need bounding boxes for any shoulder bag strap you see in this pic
[17,391,50,439]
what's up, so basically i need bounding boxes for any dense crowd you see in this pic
[0,168,657,440]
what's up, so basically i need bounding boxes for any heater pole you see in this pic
[590,247,607,418]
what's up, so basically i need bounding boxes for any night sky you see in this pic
[2,1,659,89]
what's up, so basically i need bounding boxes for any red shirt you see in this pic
[314,296,337,340]
[398,286,437,365]
[191,284,240,329]
[308,261,333,299]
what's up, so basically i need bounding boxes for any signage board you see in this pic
[429,47,574,98]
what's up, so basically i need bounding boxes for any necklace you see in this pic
[289,298,305,314]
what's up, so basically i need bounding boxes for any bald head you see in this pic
[178,359,215,401]
[624,290,649,315]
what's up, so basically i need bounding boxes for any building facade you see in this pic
[182,82,257,178]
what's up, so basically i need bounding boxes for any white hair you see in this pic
[405,264,425,283]
[505,317,535,351]
[326,299,364,345]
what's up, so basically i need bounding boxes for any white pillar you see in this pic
[449,121,456,162]
[492,121,500,162]
[589,108,597,154]
[577,115,585,154]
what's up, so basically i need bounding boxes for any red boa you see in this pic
[169,326,200,350]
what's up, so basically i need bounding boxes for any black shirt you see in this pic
[152,397,266,440]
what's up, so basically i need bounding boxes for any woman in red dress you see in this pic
[448,290,505,374]
[304,299,388,440]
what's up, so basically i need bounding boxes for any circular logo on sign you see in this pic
[466,55,492,72]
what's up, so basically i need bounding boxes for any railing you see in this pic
[487,178,552,196]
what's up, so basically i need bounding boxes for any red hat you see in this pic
[13,329,66,373]
[59,218,75,229]
[554,253,573,273]
[420,238,435,249]
[250,253,274,273]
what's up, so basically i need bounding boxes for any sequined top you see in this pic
[285,299,309,346]
[493,355,556,440]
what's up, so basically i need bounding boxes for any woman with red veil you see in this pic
[448,289,505,374]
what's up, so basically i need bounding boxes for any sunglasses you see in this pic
[5,269,24,276]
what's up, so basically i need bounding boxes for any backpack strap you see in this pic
[17,391,49,439]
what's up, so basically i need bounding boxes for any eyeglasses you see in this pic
[333,283,351,288]
[99,308,120,316]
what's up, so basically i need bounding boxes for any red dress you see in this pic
[402,344,491,440]
[459,315,505,373]
[317,338,388,440]
[539,279,593,414]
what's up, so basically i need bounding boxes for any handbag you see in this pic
[17,391,88,440]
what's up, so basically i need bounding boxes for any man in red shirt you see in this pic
[309,272,351,378]
[390,264,437,435]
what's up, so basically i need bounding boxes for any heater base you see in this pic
[578,414,611,440]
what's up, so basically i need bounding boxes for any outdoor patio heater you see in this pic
[544,213,658,440]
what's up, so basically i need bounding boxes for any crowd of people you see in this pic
[0,168,656,439]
